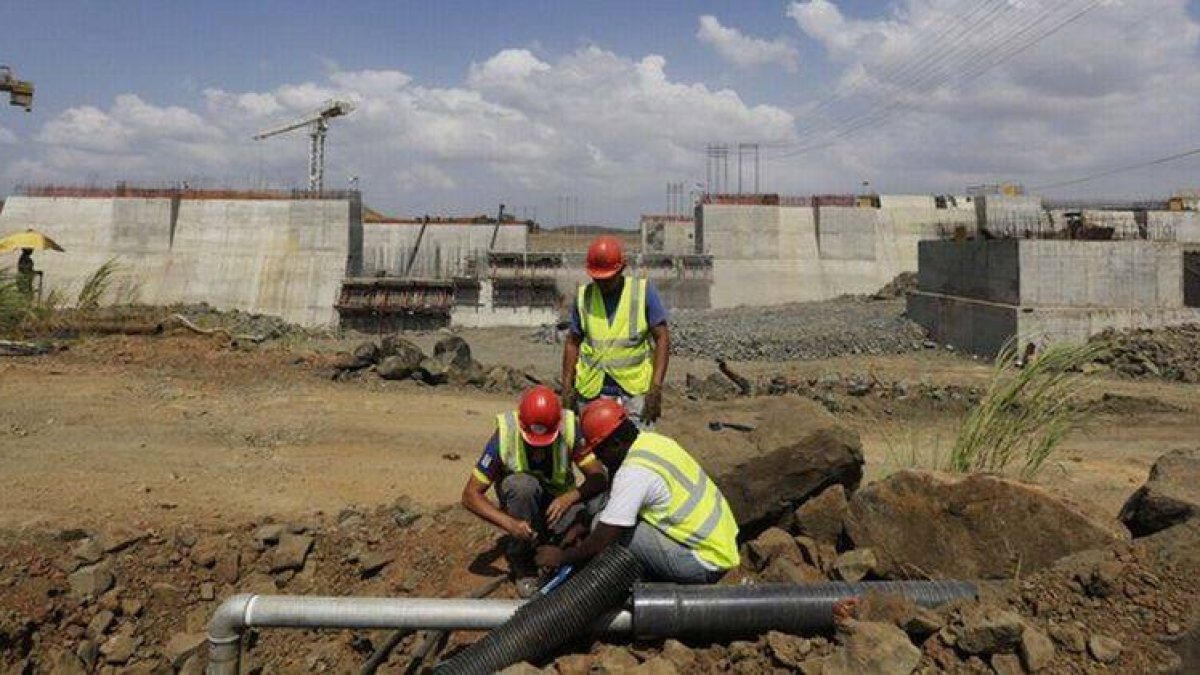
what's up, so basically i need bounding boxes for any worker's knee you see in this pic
[499,473,543,501]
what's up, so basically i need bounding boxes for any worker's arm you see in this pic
[535,522,627,569]
[560,331,582,410]
[643,323,670,422]
[461,475,534,541]
[545,458,608,525]
[650,324,670,390]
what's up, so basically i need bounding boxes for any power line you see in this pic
[772,0,1095,157]
[1032,146,1200,191]
[766,0,1101,161]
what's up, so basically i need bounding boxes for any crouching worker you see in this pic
[535,399,739,583]
[461,385,608,597]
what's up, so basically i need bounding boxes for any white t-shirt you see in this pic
[598,465,671,527]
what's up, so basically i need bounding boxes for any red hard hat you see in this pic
[586,235,625,280]
[580,398,627,452]
[518,385,562,446]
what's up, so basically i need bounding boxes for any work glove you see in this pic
[643,386,663,423]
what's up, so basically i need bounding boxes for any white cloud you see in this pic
[697,15,800,72]
[0,126,15,144]
[3,48,794,219]
[776,0,1200,196]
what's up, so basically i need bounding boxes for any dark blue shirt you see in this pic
[568,278,668,399]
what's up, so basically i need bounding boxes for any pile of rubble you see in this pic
[1089,324,1200,383]
[332,333,541,392]
[670,297,930,362]
[0,498,509,674]
[519,451,1200,674]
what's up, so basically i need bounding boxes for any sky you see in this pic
[3,0,1200,225]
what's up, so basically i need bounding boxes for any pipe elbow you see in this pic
[208,593,255,642]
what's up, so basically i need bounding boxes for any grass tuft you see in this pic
[949,339,1105,479]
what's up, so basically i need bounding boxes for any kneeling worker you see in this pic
[535,399,739,583]
[461,385,608,596]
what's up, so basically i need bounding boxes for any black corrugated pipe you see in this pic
[633,580,977,639]
[433,546,642,675]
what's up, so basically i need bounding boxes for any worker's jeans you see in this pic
[499,473,598,564]
[620,522,725,585]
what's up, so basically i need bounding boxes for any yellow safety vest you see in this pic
[495,410,578,496]
[623,432,740,570]
[574,277,654,399]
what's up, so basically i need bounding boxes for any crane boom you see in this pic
[252,100,353,192]
[1,66,34,111]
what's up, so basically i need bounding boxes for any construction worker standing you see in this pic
[461,385,608,597]
[535,399,739,583]
[561,235,670,426]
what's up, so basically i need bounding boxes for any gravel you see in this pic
[671,296,929,362]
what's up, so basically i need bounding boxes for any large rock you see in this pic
[433,334,473,370]
[377,338,426,380]
[660,397,864,530]
[68,564,114,598]
[793,484,849,545]
[1119,449,1200,537]
[844,471,1124,579]
[821,620,921,675]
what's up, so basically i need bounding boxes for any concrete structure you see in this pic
[699,195,975,308]
[908,239,1200,356]
[362,221,526,278]
[0,192,360,326]
[450,279,559,328]
[640,215,697,254]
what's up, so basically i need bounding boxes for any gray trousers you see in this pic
[499,473,597,559]
[577,393,654,430]
[620,522,725,584]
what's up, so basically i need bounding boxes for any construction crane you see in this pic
[1,66,34,111]
[253,100,353,192]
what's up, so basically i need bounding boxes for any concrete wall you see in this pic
[0,195,355,326]
[702,198,975,308]
[450,279,557,328]
[1148,211,1200,243]
[362,222,526,278]
[910,239,1200,356]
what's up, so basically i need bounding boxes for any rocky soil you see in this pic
[4,445,1196,674]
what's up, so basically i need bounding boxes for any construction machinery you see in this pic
[252,100,353,192]
[1,66,34,111]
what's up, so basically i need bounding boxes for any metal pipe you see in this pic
[208,581,974,674]
[206,595,630,675]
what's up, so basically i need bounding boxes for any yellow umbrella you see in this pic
[0,229,65,253]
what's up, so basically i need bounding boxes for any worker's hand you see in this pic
[505,518,536,542]
[643,386,663,423]
[546,490,581,526]
[561,388,578,414]
[535,545,565,570]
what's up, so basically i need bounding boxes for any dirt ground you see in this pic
[2,329,1196,533]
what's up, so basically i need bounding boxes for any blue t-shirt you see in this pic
[473,426,590,487]
[568,278,668,398]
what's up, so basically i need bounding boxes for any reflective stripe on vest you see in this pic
[622,432,740,570]
[574,277,653,399]
[495,410,577,495]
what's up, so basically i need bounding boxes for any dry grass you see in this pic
[0,258,127,335]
